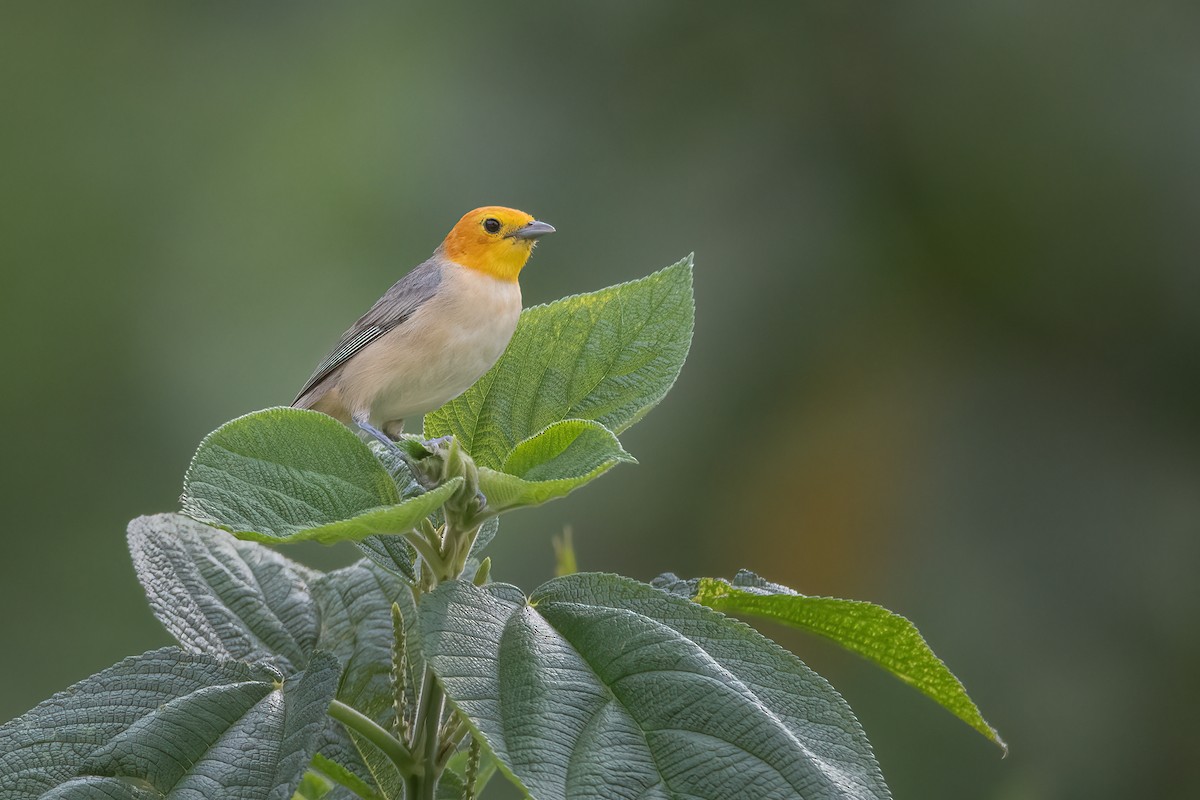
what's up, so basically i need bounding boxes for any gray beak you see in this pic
[511,220,556,240]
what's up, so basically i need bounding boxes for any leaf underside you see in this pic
[421,573,891,800]
[0,648,339,800]
[128,513,321,674]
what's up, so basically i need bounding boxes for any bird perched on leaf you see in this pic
[294,206,554,447]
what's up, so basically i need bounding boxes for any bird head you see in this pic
[440,206,555,282]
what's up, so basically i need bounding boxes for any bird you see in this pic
[293,206,554,449]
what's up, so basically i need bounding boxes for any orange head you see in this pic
[439,206,555,282]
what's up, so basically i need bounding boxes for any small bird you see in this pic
[294,206,554,447]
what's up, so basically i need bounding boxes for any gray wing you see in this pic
[293,259,443,403]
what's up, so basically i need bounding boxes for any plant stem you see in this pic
[436,713,470,768]
[415,668,447,800]
[399,445,484,797]
[328,699,418,776]
[403,530,446,577]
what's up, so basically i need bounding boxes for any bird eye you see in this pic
[483,218,502,234]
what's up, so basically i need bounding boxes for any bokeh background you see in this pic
[2,3,1198,798]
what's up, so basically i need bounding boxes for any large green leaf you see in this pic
[475,419,635,513]
[424,257,695,469]
[0,648,339,800]
[312,561,421,800]
[354,534,418,583]
[421,573,890,800]
[127,513,320,674]
[677,570,1007,752]
[312,560,422,724]
[39,777,163,799]
[354,443,433,582]
[181,407,460,546]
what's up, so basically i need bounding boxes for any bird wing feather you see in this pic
[294,259,444,403]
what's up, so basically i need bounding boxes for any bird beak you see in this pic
[511,220,556,240]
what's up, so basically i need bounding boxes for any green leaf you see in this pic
[355,446,435,582]
[293,770,333,800]
[438,746,500,800]
[312,561,422,724]
[501,419,634,481]
[354,535,418,582]
[689,570,1008,753]
[467,515,499,562]
[39,776,163,800]
[476,420,634,512]
[181,407,460,546]
[0,648,340,800]
[421,573,890,800]
[312,561,421,800]
[127,513,320,674]
[340,737,402,800]
[425,257,695,469]
[309,753,381,800]
[310,730,377,800]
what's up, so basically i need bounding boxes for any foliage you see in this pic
[0,255,1002,799]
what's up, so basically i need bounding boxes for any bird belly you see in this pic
[338,271,521,427]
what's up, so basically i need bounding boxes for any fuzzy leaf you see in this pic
[127,513,319,673]
[501,419,634,481]
[424,257,695,469]
[476,420,634,513]
[421,573,890,800]
[311,726,377,800]
[0,648,339,800]
[312,561,422,724]
[691,570,1007,752]
[354,535,418,583]
[181,407,460,547]
[312,561,420,800]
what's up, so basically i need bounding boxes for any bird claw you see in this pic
[356,419,398,448]
[421,435,454,451]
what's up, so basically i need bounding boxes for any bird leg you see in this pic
[356,418,404,452]
[354,418,485,510]
[354,417,436,490]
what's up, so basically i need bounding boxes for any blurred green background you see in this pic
[2,3,1198,798]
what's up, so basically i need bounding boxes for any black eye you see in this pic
[483,218,501,234]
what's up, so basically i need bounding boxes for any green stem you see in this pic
[328,699,418,776]
[436,713,470,768]
[416,669,447,800]
[403,530,446,577]
[452,521,482,576]
[398,443,485,797]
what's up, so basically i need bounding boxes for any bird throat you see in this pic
[442,239,531,283]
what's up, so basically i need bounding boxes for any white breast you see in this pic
[338,265,522,428]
